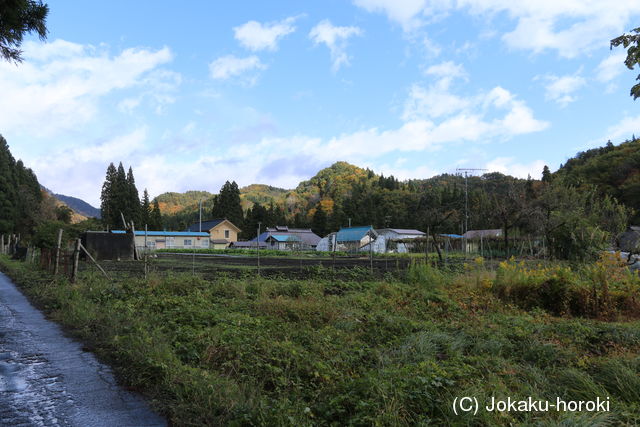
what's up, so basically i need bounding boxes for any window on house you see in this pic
[224,230,230,239]
[184,239,192,246]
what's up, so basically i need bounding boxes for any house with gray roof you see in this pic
[248,226,321,251]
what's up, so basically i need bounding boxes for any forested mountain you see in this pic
[155,190,214,215]
[52,192,100,218]
[554,137,640,222]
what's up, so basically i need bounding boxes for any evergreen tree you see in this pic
[311,203,328,236]
[243,202,268,239]
[99,162,142,229]
[541,165,552,183]
[150,199,163,230]
[0,0,49,63]
[126,166,141,226]
[0,134,43,235]
[211,181,244,228]
[99,163,117,229]
[141,188,151,227]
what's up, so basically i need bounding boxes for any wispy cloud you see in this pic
[234,16,299,51]
[353,0,640,56]
[208,54,266,84]
[538,71,586,107]
[309,20,363,72]
[0,40,175,137]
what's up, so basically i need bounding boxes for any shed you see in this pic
[82,231,135,261]
[317,226,382,253]
[376,228,426,253]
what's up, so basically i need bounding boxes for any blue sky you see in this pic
[1,1,639,206]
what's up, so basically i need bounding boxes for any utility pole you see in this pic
[455,168,487,235]
[257,221,261,276]
[199,200,202,232]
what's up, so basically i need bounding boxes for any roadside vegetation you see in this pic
[1,254,639,426]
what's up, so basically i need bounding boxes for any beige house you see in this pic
[187,219,242,249]
[112,230,210,250]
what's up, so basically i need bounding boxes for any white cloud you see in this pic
[538,72,586,107]
[0,40,175,137]
[424,60,466,79]
[485,157,546,179]
[422,35,442,57]
[309,20,363,72]
[353,0,430,32]
[596,51,627,83]
[234,16,298,51]
[605,115,640,142]
[403,82,470,120]
[29,128,148,205]
[404,63,547,136]
[353,0,640,56]
[208,54,266,83]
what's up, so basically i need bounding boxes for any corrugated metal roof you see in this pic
[378,228,425,235]
[253,228,321,246]
[267,234,302,242]
[112,230,209,237]
[337,226,374,242]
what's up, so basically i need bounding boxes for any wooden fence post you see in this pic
[53,229,63,275]
[71,238,81,283]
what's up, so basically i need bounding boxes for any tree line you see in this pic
[100,162,162,230]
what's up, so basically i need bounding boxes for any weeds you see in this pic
[0,254,639,425]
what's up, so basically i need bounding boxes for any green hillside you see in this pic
[554,137,640,222]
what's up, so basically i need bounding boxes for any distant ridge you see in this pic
[52,192,101,218]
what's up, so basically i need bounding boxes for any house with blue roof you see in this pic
[316,226,386,253]
[241,226,321,251]
[112,230,210,250]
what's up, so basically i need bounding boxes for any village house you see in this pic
[316,226,385,253]
[250,226,322,251]
[112,230,210,250]
[186,219,242,249]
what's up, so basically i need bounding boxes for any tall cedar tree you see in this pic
[99,162,143,229]
[126,166,141,226]
[150,199,163,230]
[99,163,117,228]
[0,0,49,63]
[140,189,151,227]
[211,181,244,229]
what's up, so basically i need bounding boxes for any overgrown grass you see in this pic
[492,254,640,319]
[1,255,639,426]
